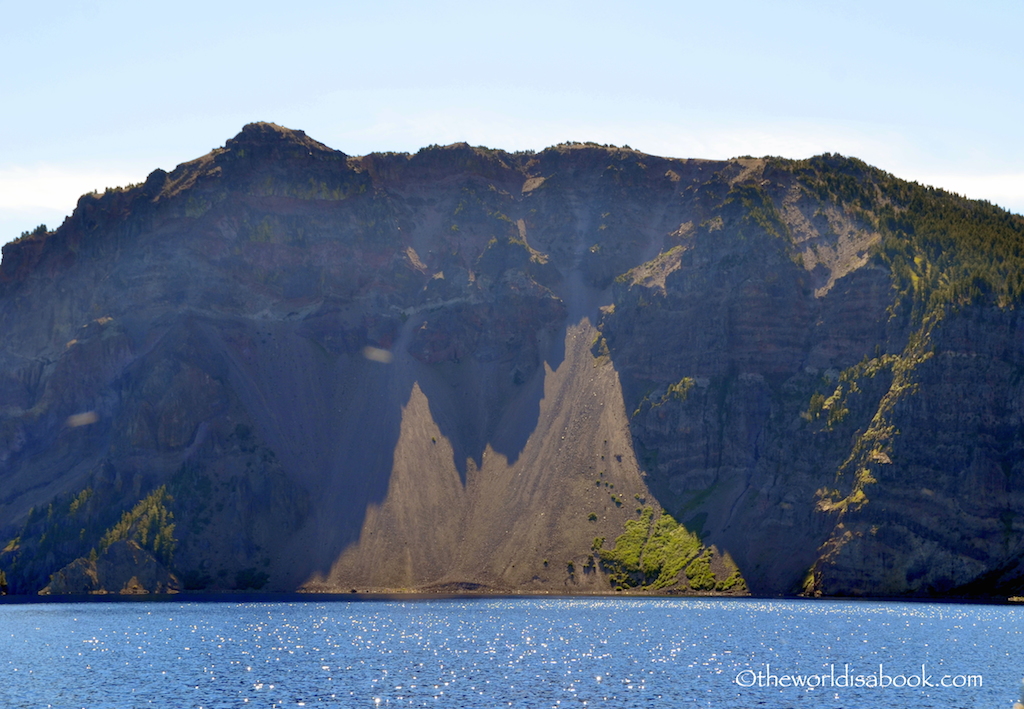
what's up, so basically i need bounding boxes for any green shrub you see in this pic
[99,486,176,565]
[596,507,744,593]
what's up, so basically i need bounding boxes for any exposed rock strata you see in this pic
[1,123,1023,598]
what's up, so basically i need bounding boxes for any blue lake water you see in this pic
[0,596,1020,708]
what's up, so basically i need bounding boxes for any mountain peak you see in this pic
[223,122,344,159]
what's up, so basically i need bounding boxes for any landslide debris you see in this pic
[1,127,1023,599]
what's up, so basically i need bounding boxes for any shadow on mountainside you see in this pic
[190,299,571,586]
[413,317,567,481]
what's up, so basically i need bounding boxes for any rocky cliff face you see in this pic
[1,123,1023,598]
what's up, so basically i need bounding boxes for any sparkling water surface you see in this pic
[0,596,1020,708]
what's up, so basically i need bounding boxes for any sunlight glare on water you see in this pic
[0,597,1019,708]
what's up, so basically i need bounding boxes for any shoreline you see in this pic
[2,590,1021,607]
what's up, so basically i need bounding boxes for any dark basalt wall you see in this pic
[1,124,1023,598]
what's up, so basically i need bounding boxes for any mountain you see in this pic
[2,122,1023,598]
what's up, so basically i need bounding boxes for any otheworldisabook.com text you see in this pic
[735,664,982,689]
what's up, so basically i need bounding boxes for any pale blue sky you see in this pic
[2,0,1022,246]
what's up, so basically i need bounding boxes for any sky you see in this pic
[2,0,1022,246]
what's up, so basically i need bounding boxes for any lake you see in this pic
[0,596,1020,708]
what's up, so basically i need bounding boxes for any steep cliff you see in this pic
[1,123,1022,598]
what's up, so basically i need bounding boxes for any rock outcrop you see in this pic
[41,540,180,595]
[1,124,1023,598]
